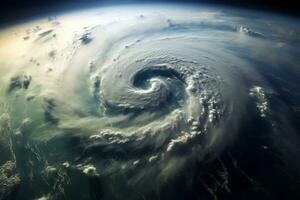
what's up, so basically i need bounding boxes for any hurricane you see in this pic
[0,5,300,200]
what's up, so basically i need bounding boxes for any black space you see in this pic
[0,0,299,25]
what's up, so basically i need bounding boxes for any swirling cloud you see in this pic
[0,5,300,200]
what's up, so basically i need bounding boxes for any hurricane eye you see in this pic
[131,65,185,87]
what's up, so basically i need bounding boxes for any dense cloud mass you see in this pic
[0,5,300,200]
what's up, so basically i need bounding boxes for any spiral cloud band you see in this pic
[0,5,300,200]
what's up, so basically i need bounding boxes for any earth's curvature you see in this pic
[0,4,300,200]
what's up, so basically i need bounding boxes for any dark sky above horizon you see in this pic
[0,0,299,25]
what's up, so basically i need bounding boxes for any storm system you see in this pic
[0,2,300,200]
